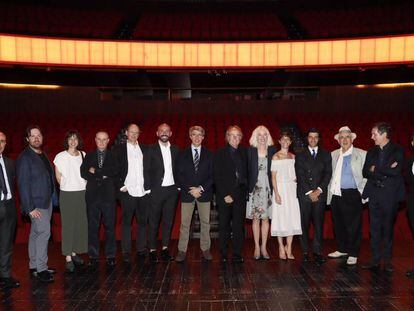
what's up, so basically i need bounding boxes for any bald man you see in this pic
[0,132,19,289]
[81,131,119,267]
[144,123,180,263]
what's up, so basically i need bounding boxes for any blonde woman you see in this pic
[247,126,276,260]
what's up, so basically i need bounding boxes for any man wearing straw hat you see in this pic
[327,126,367,266]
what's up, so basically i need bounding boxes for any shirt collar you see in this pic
[308,146,318,153]
[191,145,201,151]
[158,140,171,148]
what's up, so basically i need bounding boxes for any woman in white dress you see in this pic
[271,132,302,260]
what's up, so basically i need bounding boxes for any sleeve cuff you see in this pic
[305,190,313,196]
[199,185,204,192]
[317,187,323,193]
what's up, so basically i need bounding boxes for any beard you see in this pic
[159,135,170,143]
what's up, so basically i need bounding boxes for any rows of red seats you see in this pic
[2,112,413,243]
[133,12,288,41]
[295,4,414,38]
[0,3,123,38]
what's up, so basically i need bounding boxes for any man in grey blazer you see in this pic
[327,126,367,266]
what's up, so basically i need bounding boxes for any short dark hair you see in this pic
[306,128,321,138]
[279,131,293,141]
[25,125,42,139]
[373,122,392,139]
[63,130,84,150]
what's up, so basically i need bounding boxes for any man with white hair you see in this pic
[327,126,367,266]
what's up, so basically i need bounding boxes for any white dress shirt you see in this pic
[192,145,201,161]
[159,141,175,187]
[0,155,12,201]
[123,142,146,197]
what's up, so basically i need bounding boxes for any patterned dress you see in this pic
[246,156,272,220]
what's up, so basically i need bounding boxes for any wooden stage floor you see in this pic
[1,239,414,311]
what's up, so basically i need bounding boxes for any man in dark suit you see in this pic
[0,132,19,289]
[405,133,414,277]
[113,123,149,263]
[214,125,248,263]
[17,126,58,283]
[81,131,119,267]
[175,126,213,262]
[295,128,332,264]
[361,122,404,273]
[144,123,180,263]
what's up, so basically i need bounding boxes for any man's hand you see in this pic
[29,209,42,219]
[189,187,202,199]
[369,165,375,172]
[224,195,234,204]
[308,191,319,202]
[391,161,398,168]
[89,167,96,174]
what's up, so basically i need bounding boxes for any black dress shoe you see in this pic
[406,269,414,277]
[149,251,158,263]
[161,249,174,261]
[384,262,394,273]
[0,277,20,289]
[30,268,56,277]
[106,258,116,266]
[302,253,311,262]
[136,250,147,259]
[232,255,244,263]
[314,254,326,265]
[122,253,130,263]
[361,261,380,270]
[71,255,84,266]
[37,270,54,283]
[88,258,99,267]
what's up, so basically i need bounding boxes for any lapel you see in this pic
[351,148,359,175]
[4,157,13,186]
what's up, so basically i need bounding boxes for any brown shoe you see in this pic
[202,249,213,261]
[175,251,186,263]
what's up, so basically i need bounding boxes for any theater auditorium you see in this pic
[1,0,414,310]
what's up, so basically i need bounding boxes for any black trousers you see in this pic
[148,186,178,250]
[298,198,326,255]
[217,188,246,257]
[369,199,397,264]
[331,189,362,257]
[87,200,117,259]
[0,199,16,278]
[407,195,414,232]
[120,193,148,254]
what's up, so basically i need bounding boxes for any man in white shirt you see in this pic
[144,124,180,263]
[113,124,149,263]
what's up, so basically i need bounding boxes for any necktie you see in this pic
[98,151,104,168]
[194,148,200,173]
[0,157,8,198]
[311,149,316,159]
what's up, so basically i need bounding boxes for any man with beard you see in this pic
[17,126,58,283]
[145,123,180,263]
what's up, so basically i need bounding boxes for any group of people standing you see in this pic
[0,121,412,290]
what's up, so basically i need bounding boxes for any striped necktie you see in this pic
[194,148,200,173]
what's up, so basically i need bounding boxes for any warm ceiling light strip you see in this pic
[0,83,61,89]
[0,34,413,68]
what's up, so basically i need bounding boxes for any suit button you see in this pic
[309,178,313,181]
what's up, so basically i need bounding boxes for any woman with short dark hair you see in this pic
[53,130,88,273]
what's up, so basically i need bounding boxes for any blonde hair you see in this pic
[249,125,274,147]
[189,125,205,136]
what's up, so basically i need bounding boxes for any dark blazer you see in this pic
[0,155,15,209]
[295,147,332,202]
[247,146,277,194]
[213,145,248,201]
[112,142,148,190]
[80,149,119,205]
[405,156,414,197]
[143,142,180,190]
[176,146,214,203]
[362,142,405,203]
[16,147,58,214]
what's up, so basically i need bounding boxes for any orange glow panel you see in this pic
[0,34,414,68]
